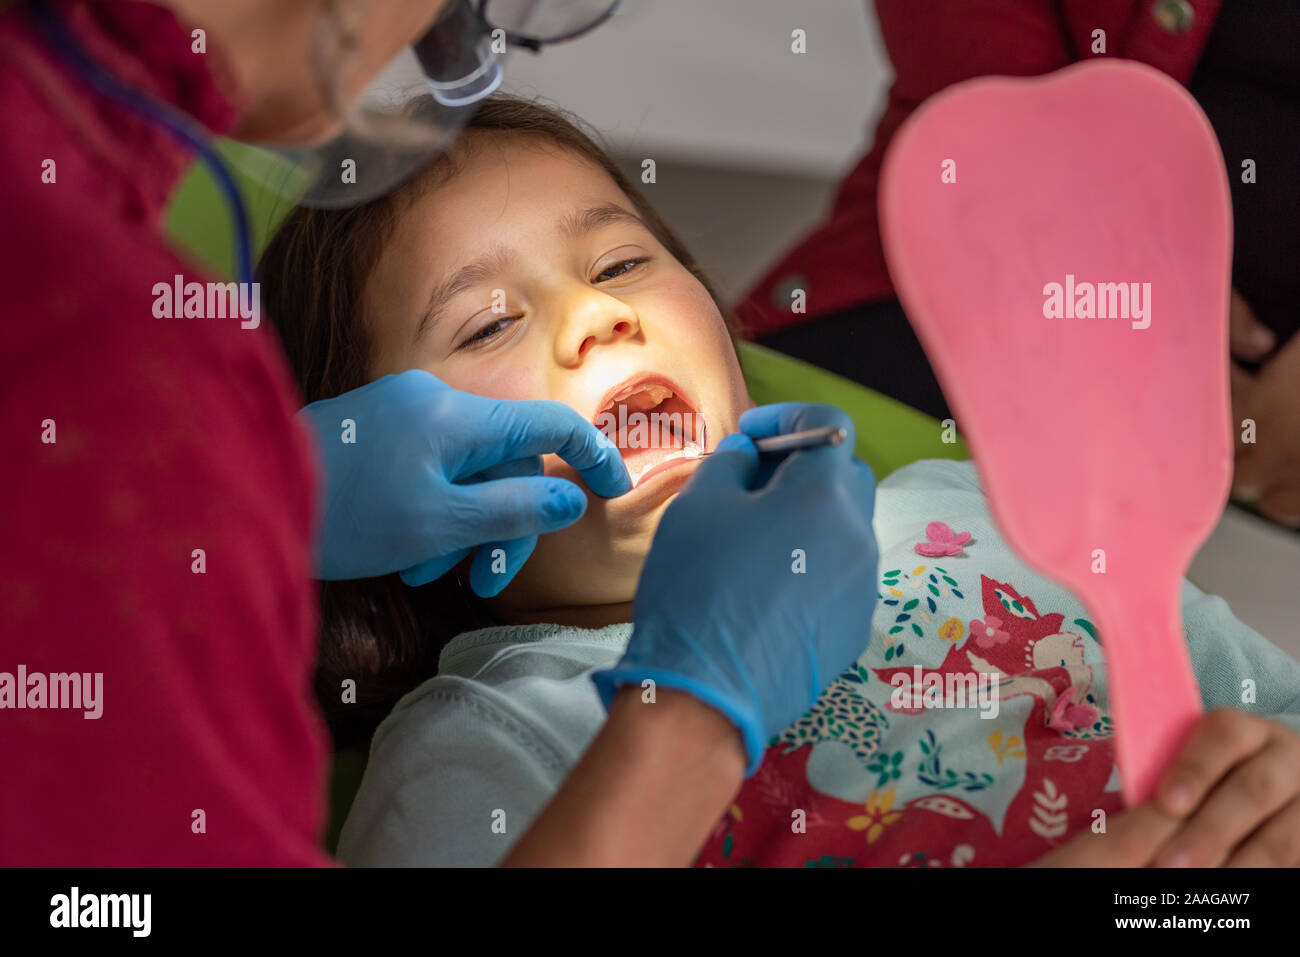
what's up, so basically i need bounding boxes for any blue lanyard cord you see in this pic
[29,0,256,288]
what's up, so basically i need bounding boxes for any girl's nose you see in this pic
[560,292,640,363]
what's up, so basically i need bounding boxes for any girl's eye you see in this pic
[459,315,520,350]
[594,257,649,283]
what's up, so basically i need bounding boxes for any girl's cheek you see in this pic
[659,277,729,341]
[431,360,541,401]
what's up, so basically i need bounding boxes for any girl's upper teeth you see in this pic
[609,383,673,412]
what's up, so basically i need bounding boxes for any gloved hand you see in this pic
[591,402,880,776]
[299,369,631,595]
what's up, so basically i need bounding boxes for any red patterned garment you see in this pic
[693,460,1300,869]
[696,568,1122,868]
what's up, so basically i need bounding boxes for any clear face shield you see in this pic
[234,0,621,209]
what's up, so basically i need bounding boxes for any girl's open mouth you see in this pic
[592,374,707,487]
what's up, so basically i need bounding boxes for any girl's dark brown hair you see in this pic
[258,93,727,749]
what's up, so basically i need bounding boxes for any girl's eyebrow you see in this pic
[415,244,516,345]
[413,205,650,346]
[560,203,650,238]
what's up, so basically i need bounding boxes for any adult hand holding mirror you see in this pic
[880,60,1233,805]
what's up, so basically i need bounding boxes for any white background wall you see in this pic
[502,0,891,177]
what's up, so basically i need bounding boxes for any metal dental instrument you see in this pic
[696,425,848,456]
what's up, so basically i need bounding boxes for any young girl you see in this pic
[259,95,1300,868]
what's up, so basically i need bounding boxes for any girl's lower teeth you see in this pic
[631,440,704,484]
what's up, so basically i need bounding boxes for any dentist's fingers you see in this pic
[846,456,880,509]
[401,474,586,588]
[458,396,632,498]
[765,442,875,506]
[469,535,538,597]
[738,402,857,453]
[437,476,588,548]
[683,432,759,495]
[476,456,545,481]
[400,546,471,588]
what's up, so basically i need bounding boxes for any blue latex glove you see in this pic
[299,369,630,595]
[591,403,880,777]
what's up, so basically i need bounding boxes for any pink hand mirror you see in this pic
[879,60,1233,804]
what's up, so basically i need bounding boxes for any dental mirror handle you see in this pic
[699,425,848,456]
